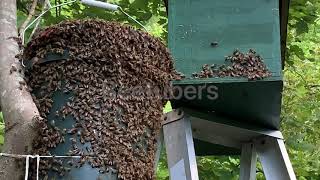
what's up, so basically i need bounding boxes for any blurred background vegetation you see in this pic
[1,0,319,179]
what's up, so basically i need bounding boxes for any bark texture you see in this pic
[0,0,40,179]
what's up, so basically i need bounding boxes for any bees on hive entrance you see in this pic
[192,49,272,80]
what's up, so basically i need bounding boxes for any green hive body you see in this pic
[168,0,289,155]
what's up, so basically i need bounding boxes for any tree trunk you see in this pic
[0,0,40,179]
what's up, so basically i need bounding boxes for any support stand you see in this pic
[254,137,296,180]
[240,143,257,180]
[162,109,296,180]
[162,109,199,180]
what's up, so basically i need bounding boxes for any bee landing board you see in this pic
[169,0,289,131]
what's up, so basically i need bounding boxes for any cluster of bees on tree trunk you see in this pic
[23,19,178,180]
[192,49,272,80]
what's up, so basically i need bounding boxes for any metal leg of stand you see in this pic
[163,110,199,180]
[240,143,257,180]
[154,129,164,171]
[255,137,297,180]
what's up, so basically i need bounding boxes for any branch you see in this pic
[28,0,50,42]
[18,0,39,36]
[308,84,320,88]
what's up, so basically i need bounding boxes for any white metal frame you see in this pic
[162,110,199,180]
[162,109,296,180]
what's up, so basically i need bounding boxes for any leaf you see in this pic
[309,50,315,54]
[228,157,239,165]
[290,45,305,60]
[158,17,167,25]
[308,58,315,62]
[302,15,318,24]
[17,10,27,27]
[0,112,3,123]
[131,0,149,9]
[296,20,309,36]
[0,135,3,145]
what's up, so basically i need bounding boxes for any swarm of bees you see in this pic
[23,19,177,180]
[192,49,272,80]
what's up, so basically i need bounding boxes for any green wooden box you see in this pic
[168,0,289,130]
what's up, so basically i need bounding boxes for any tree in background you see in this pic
[0,0,40,179]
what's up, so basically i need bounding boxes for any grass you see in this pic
[0,112,4,149]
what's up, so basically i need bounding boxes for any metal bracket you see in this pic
[162,109,184,126]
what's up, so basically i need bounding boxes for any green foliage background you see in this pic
[1,0,319,179]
